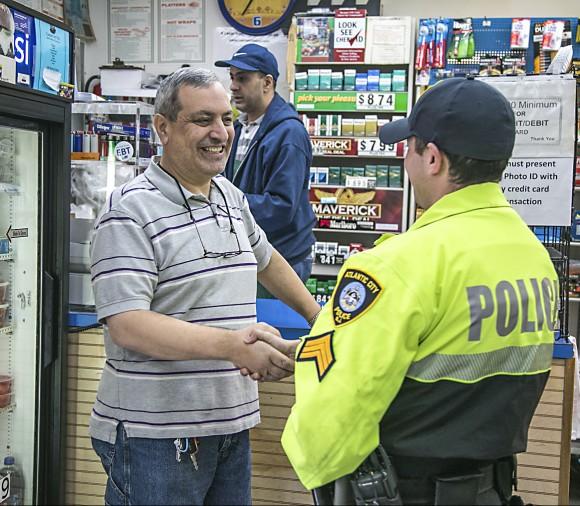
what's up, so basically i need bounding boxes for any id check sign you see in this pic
[0,473,10,503]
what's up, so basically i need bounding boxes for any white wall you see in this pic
[83,0,578,97]
[83,0,290,98]
[84,0,224,79]
[380,0,580,18]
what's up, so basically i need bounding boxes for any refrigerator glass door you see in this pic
[0,124,41,505]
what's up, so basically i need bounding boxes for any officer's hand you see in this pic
[243,322,299,358]
[232,324,294,381]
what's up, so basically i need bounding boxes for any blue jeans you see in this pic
[92,423,252,506]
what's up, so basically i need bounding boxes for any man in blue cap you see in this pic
[282,77,558,505]
[215,44,316,294]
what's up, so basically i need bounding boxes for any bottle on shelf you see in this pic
[0,452,24,506]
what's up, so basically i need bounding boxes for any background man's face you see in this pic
[229,67,268,117]
[164,83,234,180]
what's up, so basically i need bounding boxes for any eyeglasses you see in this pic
[163,167,243,259]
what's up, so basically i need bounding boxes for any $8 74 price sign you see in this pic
[356,92,395,111]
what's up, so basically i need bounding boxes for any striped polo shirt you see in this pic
[89,157,273,443]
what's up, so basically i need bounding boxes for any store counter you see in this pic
[65,302,574,506]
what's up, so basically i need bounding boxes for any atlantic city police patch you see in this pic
[333,269,382,326]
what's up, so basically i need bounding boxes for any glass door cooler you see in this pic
[0,76,71,506]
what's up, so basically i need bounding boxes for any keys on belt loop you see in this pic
[189,437,199,471]
[173,437,199,471]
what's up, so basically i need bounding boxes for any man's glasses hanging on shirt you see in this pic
[162,166,243,259]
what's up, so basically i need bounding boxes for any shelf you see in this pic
[311,184,403,191]
[0,183,20,194]
[72,100,155,115]
[0,252,13,262]
[71,159,138,166]
[569,297,580,302]
[313,227,385,235]
[294,61,409,66]
[312,263,342,276]
[0,325,14,335]
[293,91,408,113]
[100,88,157,99]
[570,241,580,246]
[313,154,404,159]
[575,187,580,193]
[310,136,404,158]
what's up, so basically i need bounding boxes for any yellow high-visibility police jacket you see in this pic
[282,182,558,490]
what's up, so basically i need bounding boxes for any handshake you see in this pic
[232,323,300,382]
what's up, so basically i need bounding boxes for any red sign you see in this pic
[310,186,403,232]
[311,137,357,156]
[333,9,367,63]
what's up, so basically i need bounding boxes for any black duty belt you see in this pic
[398,464,495,505]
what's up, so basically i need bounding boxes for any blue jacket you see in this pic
[225,93,316,265]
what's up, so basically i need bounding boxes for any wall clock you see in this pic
[218,0,297,36]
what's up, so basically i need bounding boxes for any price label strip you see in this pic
[358,137,397,157]
[356,92,395,111]
[315,253,347,266]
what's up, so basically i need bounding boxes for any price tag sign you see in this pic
[1,473,10,503]
[316,253,337,265]
[315,253,346,266]
[358,137,396,157]
[356,92,395,111]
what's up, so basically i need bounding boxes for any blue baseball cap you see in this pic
[379,77,515,161]
[215,44,280,81]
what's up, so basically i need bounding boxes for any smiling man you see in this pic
[215,44,316,292]
[88,68,320,506]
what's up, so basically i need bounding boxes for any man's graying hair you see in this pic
[154,68,220,121]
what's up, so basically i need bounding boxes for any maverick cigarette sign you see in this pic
[311,137,357,156]
[310,187,403,231]
[333,8,366,62]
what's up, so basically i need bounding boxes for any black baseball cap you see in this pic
[215,44,280,81]
[379,77,515,161]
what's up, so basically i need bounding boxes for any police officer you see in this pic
[281,77,559,505]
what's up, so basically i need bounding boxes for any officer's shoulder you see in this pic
[345,232,422,272]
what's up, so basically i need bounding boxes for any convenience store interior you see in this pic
[0,0,579,504]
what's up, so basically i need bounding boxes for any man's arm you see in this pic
[107,310,294,380]
[281,251,426,489]
[257,249,321,324]
[245,143,310,232]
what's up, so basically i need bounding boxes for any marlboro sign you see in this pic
[310,187,403,232]
[333,9,366,63]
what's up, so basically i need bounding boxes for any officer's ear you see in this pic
[425,142,445,176]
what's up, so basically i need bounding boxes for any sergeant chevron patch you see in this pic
[296,331,336,381]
